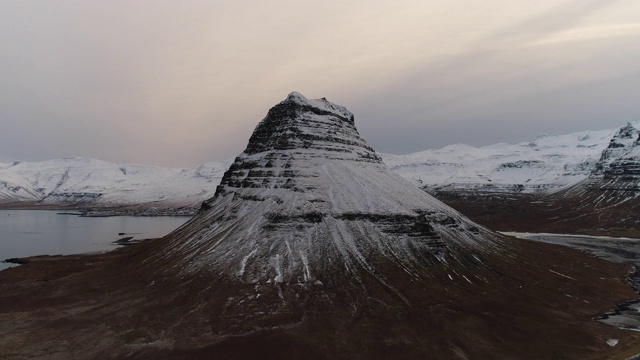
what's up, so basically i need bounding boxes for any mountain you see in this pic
[429,121,640,235]
[382,128,616,194]
[547,121,640,231]
[146,91,501,294]
[0,157,232,213]
[0,121,629,219]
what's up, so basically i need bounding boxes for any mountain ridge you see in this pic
[0,121,635,215]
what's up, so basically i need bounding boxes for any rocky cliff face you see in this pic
[592,121,640,179]
[553,121,640,230]
[561,121,640,211]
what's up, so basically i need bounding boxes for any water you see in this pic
[0,210,191,271]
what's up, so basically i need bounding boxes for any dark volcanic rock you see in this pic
[3,257,29,265]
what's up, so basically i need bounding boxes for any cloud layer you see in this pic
[1,0,639,166]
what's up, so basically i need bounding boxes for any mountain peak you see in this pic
[284,90,308,101]
[240,92,375,161]
[592,121,640,177]
[279,91,354,121]
[153,93,502,301]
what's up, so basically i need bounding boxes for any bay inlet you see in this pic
[0,210,190,271]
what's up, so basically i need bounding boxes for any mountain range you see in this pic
[1,120,637,218]
[430,121,640,235]
[0,157,232,214]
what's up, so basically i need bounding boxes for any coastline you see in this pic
[0,202,78,210]
[0,203,198,217]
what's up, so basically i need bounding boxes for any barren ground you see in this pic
[1,235,640,359]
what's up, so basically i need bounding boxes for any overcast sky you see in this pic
[1,0,640,167]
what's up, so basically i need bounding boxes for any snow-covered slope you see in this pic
[0,157,232,210]
[0,162,41,202]
[424,122,640,234]
[382,128,616,193]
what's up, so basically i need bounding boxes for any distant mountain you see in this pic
[547,121,640,231]
[382,127,616,194]
[430,121,640,234]
[0,157,232,213]
[0,119,634,222]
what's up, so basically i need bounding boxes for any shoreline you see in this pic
[0,202,79,210]
[0,203,198,217]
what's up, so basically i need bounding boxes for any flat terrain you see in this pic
[433,191,640,237]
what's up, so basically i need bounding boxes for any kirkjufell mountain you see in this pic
[0,93,636,359]
[147,92,498,282]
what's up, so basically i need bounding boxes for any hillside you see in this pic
[0,157,232,214]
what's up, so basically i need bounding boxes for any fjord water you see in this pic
[0,210,190,271]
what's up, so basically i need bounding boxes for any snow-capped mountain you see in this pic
[0,157,232,211]
[139,93,534,351]
[592,120,640,179]
[382,128,616,194]
[148,92,500,280]
[429,121,640,234]
[0,115,634,215]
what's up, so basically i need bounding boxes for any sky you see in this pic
[1,0,640,167]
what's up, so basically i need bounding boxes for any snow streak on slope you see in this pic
[382,128,616,193]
